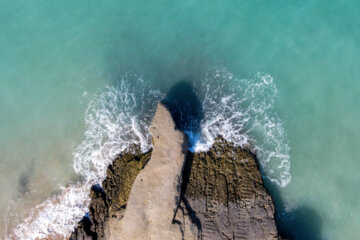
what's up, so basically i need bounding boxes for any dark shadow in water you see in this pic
[163,81,203,231]
[161,80,203,150]
[264,180,323,240]
[17,158,35,195]
[162,81,323,239]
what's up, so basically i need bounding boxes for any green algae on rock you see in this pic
[70,137,278,240]
[184,136,264,203]
[178,136,278,239]
[69,150,151,240]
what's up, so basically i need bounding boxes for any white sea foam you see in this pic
[11,76,163,239]
[73,79,163,183]
[13,184,91,240]
[11,68,290,239]
[194,67,291,187]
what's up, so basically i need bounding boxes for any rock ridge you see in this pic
[109,103,188,240]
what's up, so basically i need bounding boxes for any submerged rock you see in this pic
[70,103,279,240]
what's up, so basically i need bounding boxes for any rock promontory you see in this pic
[70,103,279,240]
[109,103,188,240]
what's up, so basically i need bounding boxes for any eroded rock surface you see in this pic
[70,103,279,240]
[177,137,278,240]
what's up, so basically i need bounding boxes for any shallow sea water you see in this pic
[1,1,359,239]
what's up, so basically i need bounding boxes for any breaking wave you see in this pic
[194,67,291,187]
[11,75,163,239]
[73,77,163,183]
[11,68,290,239]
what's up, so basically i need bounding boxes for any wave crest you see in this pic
[194,68,291,187]
[74,78,163,183]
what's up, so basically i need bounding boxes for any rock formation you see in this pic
[109,103,188,240]
[177,137,278,240]
[69,150,152,240]
[70,103,279,240]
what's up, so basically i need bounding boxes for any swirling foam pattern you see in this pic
[12,76,163,239]
[194,68,290,187]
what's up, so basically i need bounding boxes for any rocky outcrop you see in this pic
[109,103,188,240]
[70,103,279,240]
[69,150,152,240]
[177,137,278,240]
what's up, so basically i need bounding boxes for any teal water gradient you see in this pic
[1,0,360,239]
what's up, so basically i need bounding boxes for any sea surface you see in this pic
[1,1,359,239]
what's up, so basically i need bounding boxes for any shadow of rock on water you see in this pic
[162,80,204,230]
[17,158,36,195]
[264,181,323,240]
[161,80,203,150]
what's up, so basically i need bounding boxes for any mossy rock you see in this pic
[103,150,152,213]
[184,135,264,204]
[70,150,151,240]
[70,137,278,240]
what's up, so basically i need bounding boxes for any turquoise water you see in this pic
[1,0,360,239]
